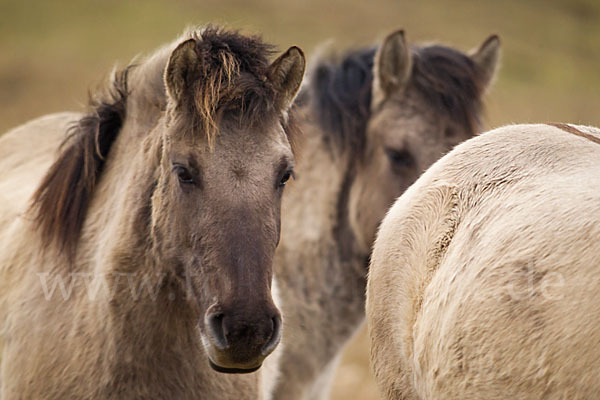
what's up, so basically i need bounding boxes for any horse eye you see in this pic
[385,148,414,169]
[279,170,294,187]
[174,165,194,184]
[444,126,457,138]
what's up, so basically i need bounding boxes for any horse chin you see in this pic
[208,359,262,374]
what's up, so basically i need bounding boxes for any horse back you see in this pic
[368,123,600,399]
[0,112,79,223]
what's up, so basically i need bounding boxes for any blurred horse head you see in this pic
[312,30,500,253]
[270,29,500,399]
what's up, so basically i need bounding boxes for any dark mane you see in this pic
[410,45,485,134]
[180,26,279,140]
[305,47,376,155]
[30,67,131,258]
[306,42,486,156]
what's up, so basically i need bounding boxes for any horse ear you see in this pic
[372,29,412,109]
[164,39,199,105]
[267,46,306,111]
[470,34,501,92]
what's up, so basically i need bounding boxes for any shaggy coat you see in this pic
[0,26,305,399]
[367,123,600,399]
[269,30,500,399]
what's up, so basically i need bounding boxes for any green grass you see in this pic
[1,1,599,398]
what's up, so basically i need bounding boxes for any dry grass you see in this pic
[1,0,599,399]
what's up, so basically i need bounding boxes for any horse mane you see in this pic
[306,42,486,157]
[177,26,280,143]
[410,45,485,134]
[30,66,131,258]
[306,47,375,156]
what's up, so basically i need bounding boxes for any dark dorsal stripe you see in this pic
[548,123,600,146]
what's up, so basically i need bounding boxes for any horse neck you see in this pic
[273,107,368,388]
[277,106,368,296]
[75,52,207,371]
[81,57,168,275]
[75,126,210,384]
[283,106,365,259]
[80,120,155,263]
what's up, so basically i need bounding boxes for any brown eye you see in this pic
[385,148,414,169]
[279,170,294,187]
[444,126,457,138]
[173,165,194,184]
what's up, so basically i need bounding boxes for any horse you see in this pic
[0,26,305,399]
[367,123,600,399]
[269,30,500,399]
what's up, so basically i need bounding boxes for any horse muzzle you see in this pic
[202,303,282,374]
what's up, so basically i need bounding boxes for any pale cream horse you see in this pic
[367,123,600,399]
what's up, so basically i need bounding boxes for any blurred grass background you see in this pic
[1,0,599,398]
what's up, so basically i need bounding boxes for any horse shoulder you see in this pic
[367,173,462,399]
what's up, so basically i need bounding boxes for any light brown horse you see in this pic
[367,123,600,399]
[0,26,304,399]
[269,30,500,399]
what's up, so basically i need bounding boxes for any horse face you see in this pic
[157,116,292,373]
[149,40,304,373]
[348,31,499,253]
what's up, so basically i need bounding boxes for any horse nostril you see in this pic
[206,312,228,350]
[261,315,282,356]
[206,307,281,360]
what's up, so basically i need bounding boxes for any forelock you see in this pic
[175,25,280,142]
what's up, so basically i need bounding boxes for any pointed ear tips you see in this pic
[183,37,198,46]
[485,34,501,55]
[272,46,306,72]
[471,34,502,92]
[377,29,410,66]
[373,28,412,103]
[173,38,198,55]
[166,38,198,73]
[378,29,410,68]
[286,46,306,70]
[471,34,502,74]
[388,29,406,39]
[383,29,407,47]
[477,34,502,58]
[164,38,199,102]
[287,45,305,57]
[269,45,306,110]
[394,29,406,39]
[487,34,501,45]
